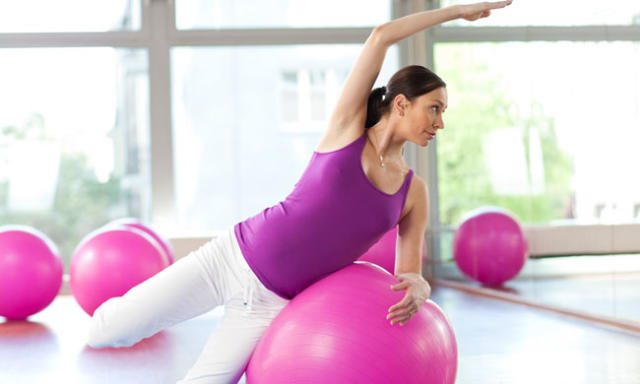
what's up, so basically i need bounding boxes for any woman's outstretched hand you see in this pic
[458,0,513,22]
[387,272,431,326]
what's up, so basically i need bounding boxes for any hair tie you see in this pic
[381,86,387,99]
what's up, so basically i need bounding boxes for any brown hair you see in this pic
[365,65,446,129]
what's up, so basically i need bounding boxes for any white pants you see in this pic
[87,226,289,384]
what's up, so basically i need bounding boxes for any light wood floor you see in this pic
[1,287,639,383]
[434,285,640,384]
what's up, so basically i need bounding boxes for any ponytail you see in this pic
[365,86,389,129]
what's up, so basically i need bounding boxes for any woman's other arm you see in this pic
[387,176,430,326]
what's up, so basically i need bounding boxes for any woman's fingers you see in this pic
[389,309,415,325]
[485,0,513,10]
[492,0,513,9]
[388,294,412,313]
[387,302,418,325]
[387,306,412,319]
[460,0,512,21]
[390,280,410,291]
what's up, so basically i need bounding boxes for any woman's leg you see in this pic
[87,228,244,349]
[177,285,289,384]
[177,226,290,383]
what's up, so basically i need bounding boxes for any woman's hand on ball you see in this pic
[387,273,431,326]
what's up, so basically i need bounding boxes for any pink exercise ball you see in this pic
[246,262,457,384]
[453,207,529,286]
[69,226,169,316]
[358,226,427,274]
[105,218,174,265]
[0,225,63,320]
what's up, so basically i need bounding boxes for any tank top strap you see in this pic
[401,169,414,194]
[405,169,414,185]
[354,130,368,153]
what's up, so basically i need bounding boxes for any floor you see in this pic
[437,253,640,324]
[0,295,215,383]
[434,286,640,384]
[505,271,640,321]
[1,288,640,384]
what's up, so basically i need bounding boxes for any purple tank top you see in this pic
[234,130,414,299]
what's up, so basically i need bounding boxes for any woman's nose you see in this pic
[434,117,444,130]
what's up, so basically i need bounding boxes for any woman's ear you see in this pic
[393,94,409,117]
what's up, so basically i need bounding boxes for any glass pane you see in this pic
[434,41,640,230]
[176,0,391,29]
[171,45,399,233]
[0,48,150,271]
[0,0,140,32]
[440,0,640,27]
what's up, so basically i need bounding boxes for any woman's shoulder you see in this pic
[406,172,426,197]
[399,172,426,222]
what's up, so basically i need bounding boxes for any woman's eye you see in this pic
[431,106,439,112]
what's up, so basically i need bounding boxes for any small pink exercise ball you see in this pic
[246,262,457,384]
[105,217,174,265]
[0,225,63,320]
[453,207,529,286]
[69,226,169,316]
[358,226,427,274]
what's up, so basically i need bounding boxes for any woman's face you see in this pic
[404,87,448,146]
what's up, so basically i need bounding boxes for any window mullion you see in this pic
[432,25,640,43]
[0,31,148,48]
[168,28,373,47]
[147,0,177,231]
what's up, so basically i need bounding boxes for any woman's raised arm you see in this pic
[327,1,512,136]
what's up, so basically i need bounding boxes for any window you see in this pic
[171,45,399,233]
[423,0,640,264]
[0,0,140,32]
[440,0,640,27]
[3,0,394,256]
[435,41,640,228]
[175,0,390,29]
[0,48,150,269]
[279,68,347,133]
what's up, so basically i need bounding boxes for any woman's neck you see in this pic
[367,118,406,162]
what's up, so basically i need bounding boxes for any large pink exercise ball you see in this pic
[246,262,457,384]
[105,218,174,265]
[69,226,169,316]
[453,207,529,286]
[0,225,63,320]
[358,226,427,274]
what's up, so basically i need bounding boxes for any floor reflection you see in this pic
[0,296,224,383]
[77,331,176,383]
[436,254,640,325]
[0,321,60,378]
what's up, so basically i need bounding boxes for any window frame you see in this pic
[0,0,406,234]
[419,0,640,262]
[3,0,637,262]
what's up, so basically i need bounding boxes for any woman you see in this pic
[87,1,513,383]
